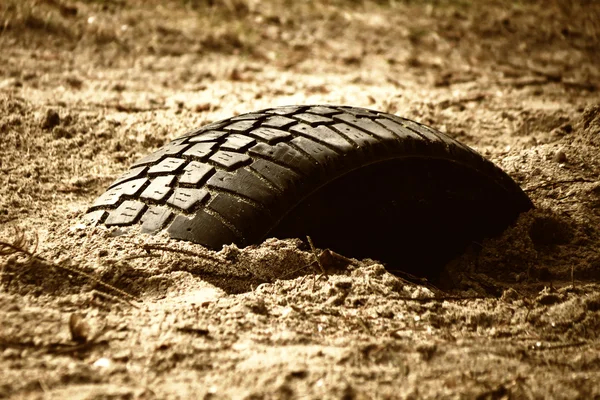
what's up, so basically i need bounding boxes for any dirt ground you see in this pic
[1,0,600,398]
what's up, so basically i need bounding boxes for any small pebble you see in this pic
[93,357,112,369]
[553,150,567,163]
[3,348,20,359]
[42,109,61,130]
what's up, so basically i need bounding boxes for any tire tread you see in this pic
[87,105,533,253]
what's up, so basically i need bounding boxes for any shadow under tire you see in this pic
[86,105,533,278]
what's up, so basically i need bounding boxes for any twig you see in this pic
[53,259,140,308]
[396,295,492,303]
[115,104,169,113]
[280,262,314,279]
[307,236,325,274]
[311,273,325,293]
[0,232,140,308]
[0,232,33,257]
[91,289,139,309]
[385,75,406,89]
[356,316,372,335]
[48,339,110,354]
[533,341,589,351]
[37,379,49,394]
[523,178,596,192]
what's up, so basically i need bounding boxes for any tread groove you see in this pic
[246,165,285,194]
[333,114,397,142]
[375,116,430,143]
[289,124,347,154]
[327,124,369,148]
[371,118,425,144]
[283,139,322,165]
[202,208,245,242]
[141,206,175,233]
[206,187,272,215]
[245,149,306,177]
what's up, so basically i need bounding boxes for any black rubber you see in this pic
[85,105,533,278]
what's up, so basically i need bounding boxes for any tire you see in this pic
[85,105,533,278]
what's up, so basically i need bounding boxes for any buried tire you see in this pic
[85,105,533,278]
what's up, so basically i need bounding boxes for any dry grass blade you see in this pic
[394,294,492,303]
[0,228,140,308]
[524,178,597,192]
[0,226,33,257]
[42,259,141,308]
[307,236,325,275]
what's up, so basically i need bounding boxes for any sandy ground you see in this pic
[1,0,600,398]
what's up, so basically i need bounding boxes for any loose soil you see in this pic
[1,0,600,398]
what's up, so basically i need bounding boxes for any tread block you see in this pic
[180,129,202,139]
[331,123,380,147]
[168,211,239,249]
[249,159,301,193]
[265,106,304,115]
[92,190,121,207]
[166,142,192,155]
[167,187,209,211]
[207,169,277,208]
[262,116,296,129]
[141,206,172,232]
[168,137,188,146]
[290,123,352,151]
[184,142,216,160]
[208,193,271,242]
[147,157,186,174]
[179,161,215,186]
[83,209,107,224]
[119,178,150,195]
[395,118,462,154]
[130,151,167,167]
[383,115,444,145]
[108,166,147,189]
[188,130,229,143]
[209,151,252,170]
[140,175,175,201]
[339,106,378,117]
[293,113,333,126]
[333,114,397,141]
[221,134,256,151]
[248,127,292,143]
[224,120,256,133]
[92,177,149,207]
[290,136,339,170]
[248,142,314,176]
[404,119,456,148]
[375,118,424,141]
[105,200,146,226]
[180,121,228,138]
[200,121,229,131]
[231,113,269,121]
[131,143,190,167]
[306,106,339,115]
